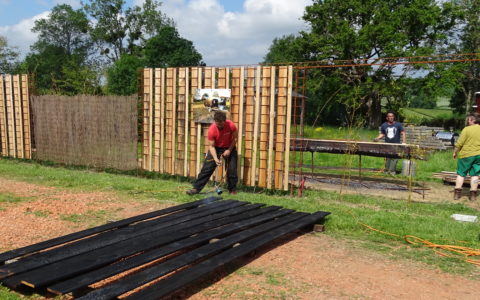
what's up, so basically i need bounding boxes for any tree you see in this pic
[106,54,144,95]
[0,36,19,74]
[264,0,456,127]
[143,26,204,68]
[22,4,100,95]
[82,0,173,62]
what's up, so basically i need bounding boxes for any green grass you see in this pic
[401,107,453,124]
[0,151,478,297]
[0,193,31,204]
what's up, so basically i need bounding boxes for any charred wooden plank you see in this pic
[0,197,221,264]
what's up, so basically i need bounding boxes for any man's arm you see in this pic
[223,130,238,157]
[401,131,406,144]
[373,133,384,142]
[208,139,221,165]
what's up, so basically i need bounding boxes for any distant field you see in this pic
[401,107,453,123]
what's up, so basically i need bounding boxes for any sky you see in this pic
[0,0,311,66]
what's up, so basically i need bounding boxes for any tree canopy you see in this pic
[0,36,19,74]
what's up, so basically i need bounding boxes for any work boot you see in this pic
[453,188,462,200]
[469,190,477,201]
[186,188,199,196]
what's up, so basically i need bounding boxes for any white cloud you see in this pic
[0,12,48,56]
[153,0,310,65]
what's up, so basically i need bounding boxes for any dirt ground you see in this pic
[0,177,479,299]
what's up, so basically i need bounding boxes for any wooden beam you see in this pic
[21,75,31,159]
[5,75,16,157]
[251,66,261,186]
[0,75,8,157]
[243,67,255,186]
[189,68,200,177]
[148,69,154,171]
[267,67,276,189]
[153,69,161,172]
[274,67,288,189]
[284,66,293,191]
[238,66,245,181]
[159,69,166,173]
[177,68,187,176]
[184,68,190,177]
[259,66,271,188]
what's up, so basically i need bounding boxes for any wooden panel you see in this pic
[159,69,166,173]
[243,67,255,185]
[0,76,8,156]
[165,68,176,175]
[184,69,190,177]
[20,75,31,159]
[203,68,213,154]
[284,66,293,190]
[142,69,151,170]
[148,69,154,170]
[250,66,261,186]
[153,69,161,172]
[258,67,271,188]
[267,67,276,189]
[13,75,24,158]
[275,67,288,189]
[216,68,228,182]
[5,75,16,157]
[238,67,245,180]
[189,68,200,177]
[177,68,187,176]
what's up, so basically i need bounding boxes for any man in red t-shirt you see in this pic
[187,111,238,195]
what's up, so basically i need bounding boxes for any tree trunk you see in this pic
[367,95,382,129]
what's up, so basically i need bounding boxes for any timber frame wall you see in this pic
[141,66,293,190]
[0,74,31,159]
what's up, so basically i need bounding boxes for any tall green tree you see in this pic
[82,0,172,62]
[106,54,144,95]
[22,4,100,95]
[0,36,19,74]
[265,0,456,127]
[143,26,204,68]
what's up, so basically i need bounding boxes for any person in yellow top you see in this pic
[453,113,480,200]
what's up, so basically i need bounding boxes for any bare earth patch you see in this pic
[0,178,479,299]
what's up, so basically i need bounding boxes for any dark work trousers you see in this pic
[193,147,238,192]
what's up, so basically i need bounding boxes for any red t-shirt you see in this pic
[207,120,237,148]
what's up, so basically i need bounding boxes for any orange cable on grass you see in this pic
[345,209,480,266]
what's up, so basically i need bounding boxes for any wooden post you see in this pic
[153,69,161,172]
[0,75,8,157]
[275,67,288,189]
[148,68,154,171]
[184,68,190,177]
[216,68,227,182]
[238,66,245,181]
[13,75,24,158]
[142,69,150,170]
[243,67,255,186]
[196,123,202,174]
[165,68,174,174]
[21,75,31,159]
[5,75,16,158]
[258,66,271,188]
[177,68,187,176]
[251,66,261,186]
[159,69,166,173]
[284,66,293,191]
[267,66,276,189]
[189,68,200,177]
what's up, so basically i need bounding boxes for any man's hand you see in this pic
[222,149,231,157]
[453,152,457,159]
[215,158,222,166]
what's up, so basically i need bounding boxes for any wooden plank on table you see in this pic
[267,67,276,189]
[0,197,221,264]
[153,69,161,172]
[259,66,271,188]
[5,75,16,157]
[177,68,187,176]
[12,75,24,158]
[251,66,261,186]
[48,204,281,295]
[122,211,330,300]
[20,75,31,159]
[0,75,8,157]
[10,202,257,290]
[275,67,288,189]
[0,200,239,278]
[284,66,293,191]
[243,67,255,185]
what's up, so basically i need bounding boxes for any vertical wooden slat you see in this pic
[196,123,201,174]
[148,68,154,171]
[275,67,288,189]
[184,68,190,177]
[21,75,31,159]
[203,68,213,154]
[5,75,16,157]
[243,67,255,185]
[165,68,176,175]
[216,68,227,182]
[153,69,161,172]
[189,68,199,177]
[284,66,293,191]
[258,66,271,188]
[250,66,261,186]
[0,75,8,157]
[177,68,187,176]
[238,66,245,181]
[13,75,24,158]
[267,67,276,189]
[159,69,166,173]
[142,69,150,170]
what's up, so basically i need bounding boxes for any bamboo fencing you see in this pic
[141,66,293,190]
